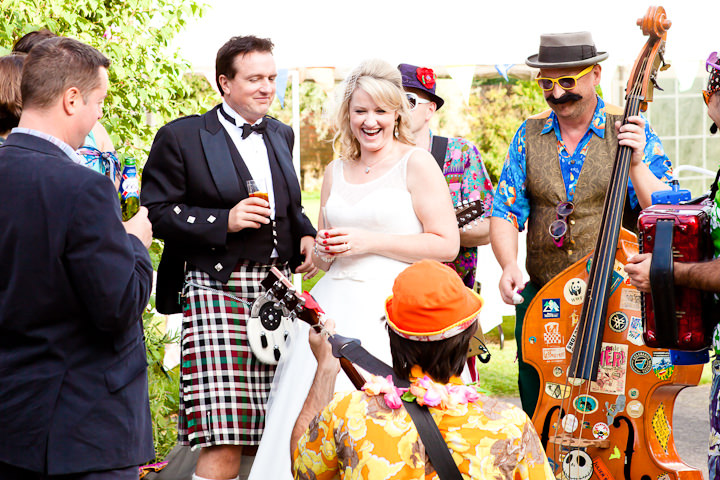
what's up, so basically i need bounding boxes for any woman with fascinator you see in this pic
[249,59,458,479]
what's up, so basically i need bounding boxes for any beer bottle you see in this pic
[120,157,140,221]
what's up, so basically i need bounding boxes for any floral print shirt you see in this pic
[438,136,494,286]
[292,374,553,480]
[491,96,672,231]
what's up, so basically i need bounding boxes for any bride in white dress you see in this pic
[249,59,458,479]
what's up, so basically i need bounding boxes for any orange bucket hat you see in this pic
[385,260,484,342]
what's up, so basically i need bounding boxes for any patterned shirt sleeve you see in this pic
[627,115,672,209]
[292,399,340,480]
[517,416,557,479]
[460,139,494,216]
[491,121,530,231]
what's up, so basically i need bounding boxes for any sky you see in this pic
[174,0,719,92]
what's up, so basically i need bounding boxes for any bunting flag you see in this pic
[446,65,476,105]
[275,68,289,108]
[495,63,515,82]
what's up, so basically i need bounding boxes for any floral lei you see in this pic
[362,365,480,410]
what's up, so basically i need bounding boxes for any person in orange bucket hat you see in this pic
[290,260,554,480]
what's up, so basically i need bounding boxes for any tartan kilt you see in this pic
[178,260,290,449]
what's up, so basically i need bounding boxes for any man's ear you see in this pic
[218,74,230,95]
[592,64,602,87]
[63,87,81,115]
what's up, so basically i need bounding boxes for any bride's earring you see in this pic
[394,120,399,138]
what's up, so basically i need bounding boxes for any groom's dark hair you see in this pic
[215,35,274,95]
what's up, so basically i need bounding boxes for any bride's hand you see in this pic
[317,227,373,257]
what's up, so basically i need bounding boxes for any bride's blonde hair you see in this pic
[333,59,414,161]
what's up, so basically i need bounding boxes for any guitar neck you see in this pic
[269,267,367,390]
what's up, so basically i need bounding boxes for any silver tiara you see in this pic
[343,71,361,102]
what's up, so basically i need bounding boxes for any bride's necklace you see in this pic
[360,146,394,174]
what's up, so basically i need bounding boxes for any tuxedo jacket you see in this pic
[0,133,154,474]
[141,105,316,314]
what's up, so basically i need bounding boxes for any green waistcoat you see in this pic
[524,105,637,286]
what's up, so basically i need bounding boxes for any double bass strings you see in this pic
[554,53,650,469]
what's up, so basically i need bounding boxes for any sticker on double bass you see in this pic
[562,450,592,480]
[608,311,629,333]
[543,322,563,345]
[564,278,587,305]
[652,403,671,452]
[590,343,627,395]
[627,315,645,346]
[543,347,566,362]
[573,394,599,414]
[545,382,571,399]
[652,351,674,380]
[542,298,561,319]
[561,413,579,433]
[626,400,644,418]
[593,457,613,480]
[620,288,642,311]
[592,422,610,440]
[630,351,652,375]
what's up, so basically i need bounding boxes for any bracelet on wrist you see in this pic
[314,242,335,263]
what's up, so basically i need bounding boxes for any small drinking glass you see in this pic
[247,178,269,201]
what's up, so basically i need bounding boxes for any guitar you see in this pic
[455,199,484,231]
[247,266,366,388]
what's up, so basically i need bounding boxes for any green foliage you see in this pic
[465,79,547,184]
[0,0,207,162]
[143,297,180,462]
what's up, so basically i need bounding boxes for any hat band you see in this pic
[538,45,598,64]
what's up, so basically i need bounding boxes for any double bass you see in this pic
[522,7,704,480]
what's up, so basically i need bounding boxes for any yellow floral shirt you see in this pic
[292,379,554,480]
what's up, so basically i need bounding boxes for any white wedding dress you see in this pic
[248,149,423,479]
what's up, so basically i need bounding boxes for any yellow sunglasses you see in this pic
[536,65,594,91]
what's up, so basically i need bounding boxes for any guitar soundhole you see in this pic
[259,303,283,331]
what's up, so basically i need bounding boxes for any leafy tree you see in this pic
[464,79,547,184]
[0,0,206,161]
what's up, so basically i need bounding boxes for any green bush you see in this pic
[143,297,180,462]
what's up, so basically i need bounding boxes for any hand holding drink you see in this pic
[227,179,271,232]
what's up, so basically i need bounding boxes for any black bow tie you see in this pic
[219,107,267,139]
[241,120,267,139]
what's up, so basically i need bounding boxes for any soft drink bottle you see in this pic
[120,157,140,221]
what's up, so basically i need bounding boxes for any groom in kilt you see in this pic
[141,35,317,480]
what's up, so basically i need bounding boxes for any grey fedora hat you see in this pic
[526,31,608,69]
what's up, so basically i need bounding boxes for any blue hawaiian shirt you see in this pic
[491,96,672,230]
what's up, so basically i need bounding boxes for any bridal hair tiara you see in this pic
[343,70,362,102]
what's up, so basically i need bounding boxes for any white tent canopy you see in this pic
[175,0,719,98]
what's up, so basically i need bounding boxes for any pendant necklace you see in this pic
[361,146,394,174]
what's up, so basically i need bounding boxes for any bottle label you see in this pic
[121,165,139,200]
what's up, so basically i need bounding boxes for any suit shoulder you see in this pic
[528,109,553,120]
[163,113,204,129]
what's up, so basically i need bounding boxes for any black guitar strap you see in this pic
[329,334,463,480]
[430,136,449,170]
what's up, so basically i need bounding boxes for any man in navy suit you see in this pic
[141,35,317,480]
[0,38,154,478]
